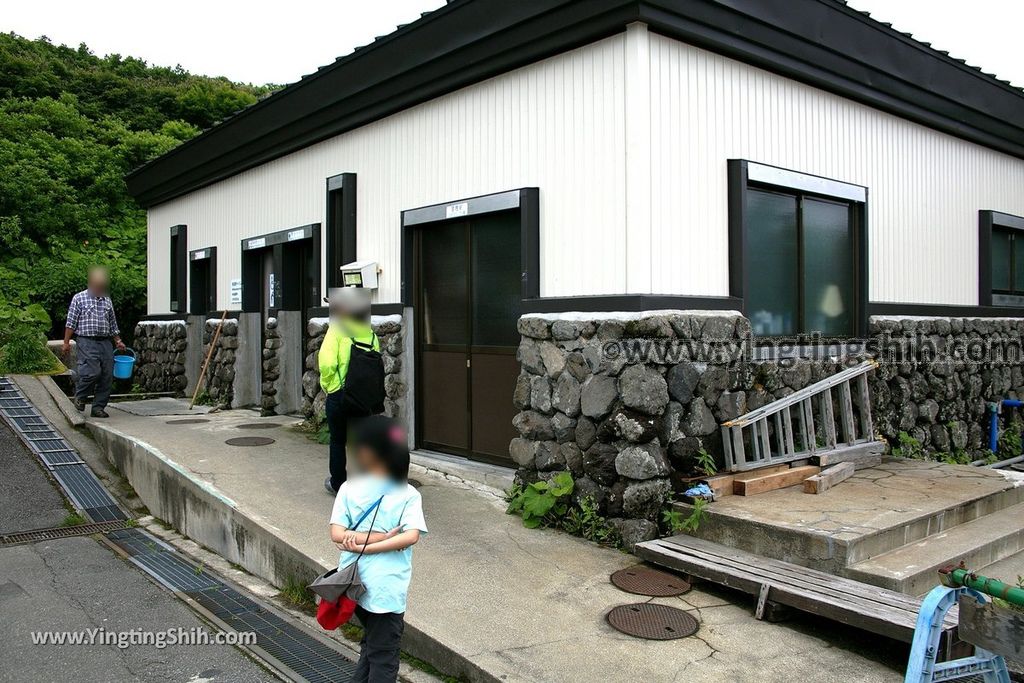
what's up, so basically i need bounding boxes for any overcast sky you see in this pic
[3,0,1022,88]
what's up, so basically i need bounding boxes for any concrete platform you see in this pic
[682,459,1024,594]
[66,403,902,683]
[110,397,212,416]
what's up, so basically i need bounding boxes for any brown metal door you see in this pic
[417,221,471,453]
[415,211,520,464]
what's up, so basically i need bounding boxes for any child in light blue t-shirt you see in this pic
[330,415,426,682]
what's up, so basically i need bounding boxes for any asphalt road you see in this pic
[0,422,279,683]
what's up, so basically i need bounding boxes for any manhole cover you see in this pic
[166,419,210,425]
[237,423,281,430]
[408,478,422,489]
[611,565,691,597]
[225,437,276,447]
[606,603,698,640]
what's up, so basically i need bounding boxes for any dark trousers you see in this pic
[325,391,351,491]
[353,606,404,683]
[75,337,114,410]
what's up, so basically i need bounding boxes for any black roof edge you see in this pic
[127,0,1024,208]
[126,0,638,207]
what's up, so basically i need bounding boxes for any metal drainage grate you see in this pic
[225,436,275,447]
[236,423,280,430]
[408,478,422,489]
[106,528,357,683]
[611,565,691,597]
[0,381,126,523]
[0,520,130,546]
[106,528,220,591]
[166,418,210,425]
[52,464,123,518]
[606,603,699,640]
[188,586,357,683]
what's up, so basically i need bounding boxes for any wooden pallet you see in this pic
[635,534,957,643]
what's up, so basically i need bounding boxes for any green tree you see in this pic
[0,32,274,357]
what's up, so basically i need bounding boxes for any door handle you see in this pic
[466,358,471,368]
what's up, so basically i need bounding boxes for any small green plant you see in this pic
[695,448,717,477]
[192,389,215,407]
[997,416,1023,459]
[279,575,316,612]
[891,431,924,459]
[938,449,972,466]
[61,512,86,527]
[506,471,574,529]
[315,419,331,445]
[662,498,707,534]
[562,496,620,546]
[124,518,138,528]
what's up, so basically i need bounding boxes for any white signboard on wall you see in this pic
[229,278,242,305]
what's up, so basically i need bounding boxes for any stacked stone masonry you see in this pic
[512,311,1024,530]
[132,321,188,393]
[203,318,238,407]
[301,316,407,421]
[261,317,282,415]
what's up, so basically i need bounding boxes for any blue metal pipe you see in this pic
[988,399,1024,454]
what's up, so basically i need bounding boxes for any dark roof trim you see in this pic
[127,0,1024,208]
[127,0,635,207]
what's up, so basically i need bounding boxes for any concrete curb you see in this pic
[87,421,501,683]
[36,374,86,427]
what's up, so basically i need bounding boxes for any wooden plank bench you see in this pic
[636,534,957,643]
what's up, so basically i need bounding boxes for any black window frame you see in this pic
[979,210,1024,307]
[326,173,357,290]
[188,246,217,314]
[169,224,188,313]
[728,160,869,339]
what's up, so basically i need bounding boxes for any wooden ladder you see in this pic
[721,360,878,472]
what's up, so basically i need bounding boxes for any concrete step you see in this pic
[682,462,1024,575]
[976,548,1024,585]
[844,502,1024,596]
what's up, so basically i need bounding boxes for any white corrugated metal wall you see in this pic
[646,29,1024,305]
[147,34,627,312]
[147,25,1024,312]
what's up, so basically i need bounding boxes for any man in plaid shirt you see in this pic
[62,267,126,418]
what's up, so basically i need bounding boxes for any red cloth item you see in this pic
[316,595,358,630]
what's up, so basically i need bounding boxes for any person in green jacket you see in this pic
[320,288,381,494]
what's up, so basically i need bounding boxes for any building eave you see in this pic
[126,0,1024,208]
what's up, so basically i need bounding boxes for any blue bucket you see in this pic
[113,348,136,380]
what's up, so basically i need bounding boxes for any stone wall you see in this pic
[133,320,188,393]
[868,316,1024,454]
[511,311,1024,527]
[202,317,238,407]
[301,315,407,420]
[261,317,282,415]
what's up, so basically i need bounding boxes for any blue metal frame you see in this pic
[905,585,1010,683]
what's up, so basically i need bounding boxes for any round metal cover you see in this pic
[611,565,691,597]
[408,478,422,489]
[166,418,210,425]
[237,423,281,430]
[225,436,276,447]
[606,603,698,640]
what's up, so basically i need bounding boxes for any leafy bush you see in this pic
[891,430,925,459]
[562,496,620,546]
[0,302,63,374]
[507,475,622,548]
[0,33,275,341]
[506,472,574,529]
[662,498,707,534]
